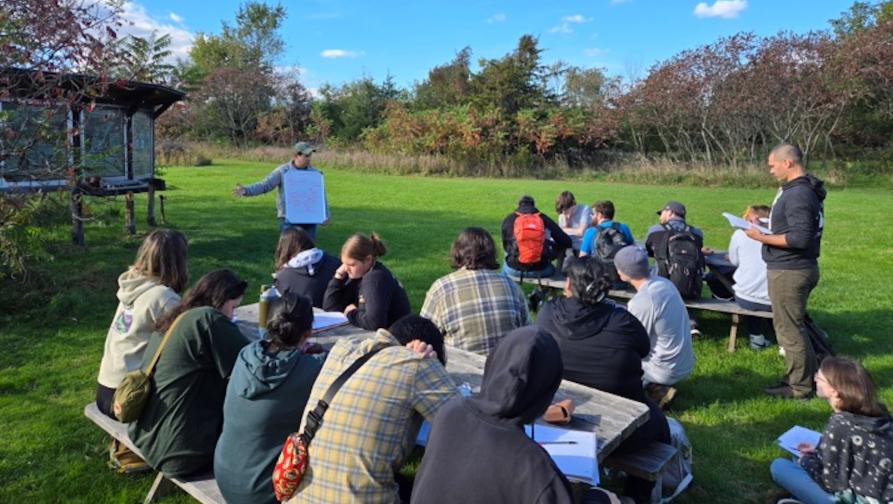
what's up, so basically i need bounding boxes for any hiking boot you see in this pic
[646,383,677,409]
[108,439,151,474]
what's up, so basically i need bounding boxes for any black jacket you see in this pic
[764,174,826,270]
[411,327,577,504]
[501,202,572,271]
[536,297,670,453]
[273,253,340,308]
[322,262,411,331]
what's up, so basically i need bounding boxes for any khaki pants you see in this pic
[768,266,819,395]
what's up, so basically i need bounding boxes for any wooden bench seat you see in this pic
[84,403,223,504]
[510,273,772,352]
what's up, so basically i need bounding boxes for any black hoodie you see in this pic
[536,297,670,454]
[501,201,573,271]
[764,173,826,270]
[410,327,576,504]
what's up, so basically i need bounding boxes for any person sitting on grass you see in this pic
[272,227,340,308]
[614,245,695,405]
[420,227,528,355]
[411,327,578,504]
[287,315,457,504]
[727,205,773,350]
[323,232,411,331]
[555,190,592,253]
[770,356,893,504]
[535,256,670,504]
[127,269,251,479]
[214,293,325,504]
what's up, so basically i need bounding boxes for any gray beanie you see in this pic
[614,245,650,280]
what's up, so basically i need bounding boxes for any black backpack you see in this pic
[593,222,633,283]
[655,224,703,299]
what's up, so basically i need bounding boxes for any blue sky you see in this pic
[119,0,856,92]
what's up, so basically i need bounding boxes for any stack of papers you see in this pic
[312,311,349,332]
[525,424,599,485]
[777,425,822,456]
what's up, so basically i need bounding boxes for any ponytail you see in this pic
[342,232,387,261]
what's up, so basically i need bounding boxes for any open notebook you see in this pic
[312,311,349,332]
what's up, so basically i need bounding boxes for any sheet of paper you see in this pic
[777,425,821,457]
[283,169,327,224]
[312,311,349,332]
[525,424,599,485]
[722,212,771,234]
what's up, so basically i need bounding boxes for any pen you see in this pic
[539,441,578,445]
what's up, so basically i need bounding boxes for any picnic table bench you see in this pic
[84,403,223,504]
[510,272,772,352]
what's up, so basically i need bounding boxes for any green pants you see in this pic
[767,266,820,395]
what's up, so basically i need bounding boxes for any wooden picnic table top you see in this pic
[234,303,650,463]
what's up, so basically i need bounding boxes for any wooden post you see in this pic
[143,472,177,504]
[159,195,166,224]
[71,191,84,246]
[727,313,739,353]
[147,184,157,227]
[125,191,136,235]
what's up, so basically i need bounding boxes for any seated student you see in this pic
[770,356,893,504]
[579,200,635,285]
[420,227,528,355]
[615,246,695,404]
[97,229,188,420]
[501,195,572,278]
[128,269,251,479]
[555,190,592,253]
[727,205,773,350]
[323,232,411,330]
[214,293,325,504]
[288,315,457,504]
[536,257,670,503]
[272,227,340,308]
[411,327,577,504]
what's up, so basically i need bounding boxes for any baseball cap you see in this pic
[656,201,686,217]
[293,141,316,156]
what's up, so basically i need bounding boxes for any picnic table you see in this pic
[233,303,650,463]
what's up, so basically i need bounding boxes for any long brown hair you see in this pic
[155,269,247,332]
[132,229,189,293]
[274,227,316,270]
[821,356,888,417]
[341,232,387,261]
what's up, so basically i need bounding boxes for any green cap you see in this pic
[293,141,316,155]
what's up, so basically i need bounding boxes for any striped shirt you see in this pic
[420,268,528,355]
[290,330,457,504]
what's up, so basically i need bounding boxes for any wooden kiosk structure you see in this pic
[0,67,185,244]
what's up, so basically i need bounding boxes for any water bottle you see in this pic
[257,284,280,338]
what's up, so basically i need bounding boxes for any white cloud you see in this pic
[583,47,610,57]
[550,13,592,34]
[562,14,592,23]
[550,23,574,34]
[693,0,747,19]
[320,49,363,59]
[117,2,195,62]
[168,12,183,23]
[487,13,507,23]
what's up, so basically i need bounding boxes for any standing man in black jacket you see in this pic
[746,144,826,400]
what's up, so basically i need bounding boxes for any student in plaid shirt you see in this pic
[420,227,528,355]
[290,316,457,504]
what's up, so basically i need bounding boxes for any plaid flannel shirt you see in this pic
[290,330,457,504]
[419,268,528,355]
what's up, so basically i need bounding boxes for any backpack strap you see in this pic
[300,345,387,446]
[144,313,187,377]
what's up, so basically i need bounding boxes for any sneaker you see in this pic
[779,346,786,357]
[764,384,814,400]
[749,334,772,350]
[776,499,803,504]
[690,328,703,338]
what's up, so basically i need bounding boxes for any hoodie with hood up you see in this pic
[764,173,826,270]
[799,410,893,502]
[536,297,670,454]
[97,268,180,389]
[214,340,325,504]
[411,327,576,504]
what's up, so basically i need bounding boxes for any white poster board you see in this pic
[283,169,327,224]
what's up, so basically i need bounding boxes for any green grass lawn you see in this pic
[1,159,891,503]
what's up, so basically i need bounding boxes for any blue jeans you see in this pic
[735,297,772,336]
[770,458,835,503]
[502,262,555,278]
[278,219,317,239]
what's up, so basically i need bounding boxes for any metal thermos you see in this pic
[257,284,279,334]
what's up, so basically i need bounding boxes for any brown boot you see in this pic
[108,439,151,474]
[646,383,677,409]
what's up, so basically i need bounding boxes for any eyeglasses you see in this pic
[815,373,828,384]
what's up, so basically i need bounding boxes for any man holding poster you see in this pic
[233,141,329,237]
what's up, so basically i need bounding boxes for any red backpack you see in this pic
[513,212,546,265]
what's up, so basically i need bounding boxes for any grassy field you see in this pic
[1,159,891,503]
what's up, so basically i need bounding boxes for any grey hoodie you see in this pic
[97,269,179,388]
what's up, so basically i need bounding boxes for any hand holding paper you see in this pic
[722,212,771,234]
